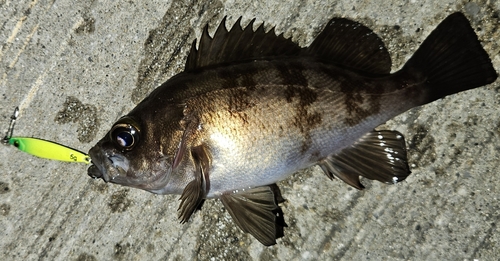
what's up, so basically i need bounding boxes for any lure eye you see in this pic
[110,118,140,151]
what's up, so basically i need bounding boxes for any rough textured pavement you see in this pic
[1,0,499,260]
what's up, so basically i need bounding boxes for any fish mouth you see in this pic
[88,145,129,183]
[87,140,174,192]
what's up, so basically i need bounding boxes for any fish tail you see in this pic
[402,12,497,104]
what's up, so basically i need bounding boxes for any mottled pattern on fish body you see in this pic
[88,13,497,246]
[181,59,423,197]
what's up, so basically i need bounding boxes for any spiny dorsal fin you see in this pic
[185,17,302,71]
[304,18,392,75]
[319,130,411,190]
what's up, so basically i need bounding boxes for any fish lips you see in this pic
[87,144,129,184]
[88,143,174,193]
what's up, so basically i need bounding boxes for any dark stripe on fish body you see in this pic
[335,70,383,127]
[342,93,382,127]
[216,66,239,91]
[236,62,259,90]
[227,88,254,125]
[311,63,385,127]
[274,60,309,87]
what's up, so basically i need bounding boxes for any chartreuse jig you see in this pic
[2,107,90,163]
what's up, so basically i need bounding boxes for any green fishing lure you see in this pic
[3,107,90,164]
[6,137,90,163]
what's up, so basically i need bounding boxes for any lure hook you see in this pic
[3,107,19,144]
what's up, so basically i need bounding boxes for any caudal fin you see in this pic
[403,12,497,103]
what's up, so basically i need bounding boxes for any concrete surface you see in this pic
[1,0,499,260]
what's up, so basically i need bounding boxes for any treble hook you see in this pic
[3,107,19,144]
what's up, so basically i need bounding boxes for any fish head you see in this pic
[87,109,186,194]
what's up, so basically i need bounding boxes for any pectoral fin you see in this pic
[177,144,211,223]
[220,184,287,246]
[319,130,411,190]
[178,177,205,223]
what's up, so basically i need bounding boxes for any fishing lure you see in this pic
[3,107,90,163]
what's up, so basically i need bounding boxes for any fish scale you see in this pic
[184,61,409,195]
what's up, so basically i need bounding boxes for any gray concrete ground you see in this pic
[1,0,499,260]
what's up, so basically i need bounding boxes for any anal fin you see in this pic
[220,184,287,246]
[319,130,411,190]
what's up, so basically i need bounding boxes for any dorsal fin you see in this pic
[185,16,302,71]
[304,18,392,74]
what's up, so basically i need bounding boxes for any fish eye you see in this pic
[110,117,141,151]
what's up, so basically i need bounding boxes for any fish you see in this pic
[87,12,497,245]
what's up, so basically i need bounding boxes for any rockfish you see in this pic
[88,12,497,245]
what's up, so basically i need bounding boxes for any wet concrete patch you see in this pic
[108,189,132,213]
[89,179,109,194]
[114,242,130,259]
[195,200,253,260]
[74,16,96,34]
[408,124,437,168]
[55,96,99,143]
[76,253,97,261]
[0,181,9,194]
[132,0,224,104]
[0,204,11,216]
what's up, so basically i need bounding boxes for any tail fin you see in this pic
[403,12,497,103]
